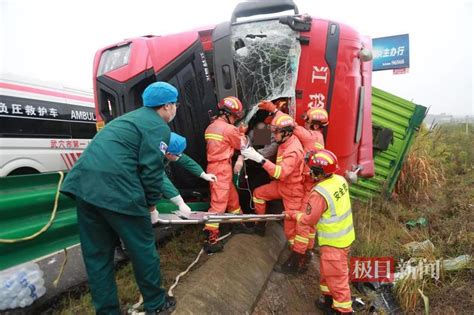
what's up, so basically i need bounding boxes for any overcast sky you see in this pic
[1,0,473,115]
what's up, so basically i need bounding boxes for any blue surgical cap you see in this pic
[142,82,178,107]
[167,132,187,155]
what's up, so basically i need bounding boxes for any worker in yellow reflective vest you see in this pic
[282,149,355,314]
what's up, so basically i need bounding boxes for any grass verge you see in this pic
[352,123,474,314]
[49,225,205,314]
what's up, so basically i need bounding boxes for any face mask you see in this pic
[170,102,180,122]
[169,110,176,122]
[165,152,181,161]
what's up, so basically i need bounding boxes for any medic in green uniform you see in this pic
[61,82,178,315]
[156,132,217,220]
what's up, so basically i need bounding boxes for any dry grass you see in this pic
[353,123,474,314]
[395,127,446,203]
[395,151,446,202]
[353,170,474,313]
[393,276,426,313]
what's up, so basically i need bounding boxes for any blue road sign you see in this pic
[372,34,410,71]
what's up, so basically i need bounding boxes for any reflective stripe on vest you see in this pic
[314,175,355,248]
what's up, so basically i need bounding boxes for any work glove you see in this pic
[170,195,192,215]
[200,172,217,182]
[258,100,277,113]
[241,147,264,163]
[150,208,159,224]
[234,156,244,174]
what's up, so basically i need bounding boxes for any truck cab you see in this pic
[92,0,374,198]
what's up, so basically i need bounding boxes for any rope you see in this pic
[0,171,64,243]
[168,232,232,297]
[167,249,205,297]
[129,232,232,314]
[53,248,68,287]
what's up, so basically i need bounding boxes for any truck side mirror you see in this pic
[359,48,373,62]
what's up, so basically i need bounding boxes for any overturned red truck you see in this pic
[92,0,374,202]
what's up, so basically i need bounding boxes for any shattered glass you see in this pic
[232,20,301,117]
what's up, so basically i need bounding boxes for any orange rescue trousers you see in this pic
[302,175,317,250]
[204,161,241,232]
[252,180,304,245]
[319,246,353,313]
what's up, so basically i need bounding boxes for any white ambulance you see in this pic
[0,75,96,176]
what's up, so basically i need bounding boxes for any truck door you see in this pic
[94,37,217,198]
[155,40,217,197]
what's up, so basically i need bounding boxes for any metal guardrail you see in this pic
[0,172,209,270]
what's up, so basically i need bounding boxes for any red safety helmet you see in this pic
[217,96,244,119]
[304,108,329,126]
[270,112,295,132]
[305,149,339,177]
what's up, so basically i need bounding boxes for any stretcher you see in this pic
[156,212,285,225]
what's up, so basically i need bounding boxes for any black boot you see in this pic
[203,229,223,254]
[145,295,177,314]
[315,295,333,314]
[274,251,305,274]
[254,222,266,237]
[232,222,255,234]
[298,250,313,274]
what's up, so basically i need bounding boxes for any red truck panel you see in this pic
[92,32,200,122]
[295,18,373,176]
[94,32,199,83]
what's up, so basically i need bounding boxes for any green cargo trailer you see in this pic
[350,87,427,200]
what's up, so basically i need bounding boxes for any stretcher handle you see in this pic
[207,214,285,222]
[156,213,285,225]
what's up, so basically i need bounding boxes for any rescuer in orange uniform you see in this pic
[203,96,253,254]
[294,108,328,266]
[258,101,328,191]
[241,112,304,242]
[296,108,328,187]
[259,102,328,259]
[284,149,355,314]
